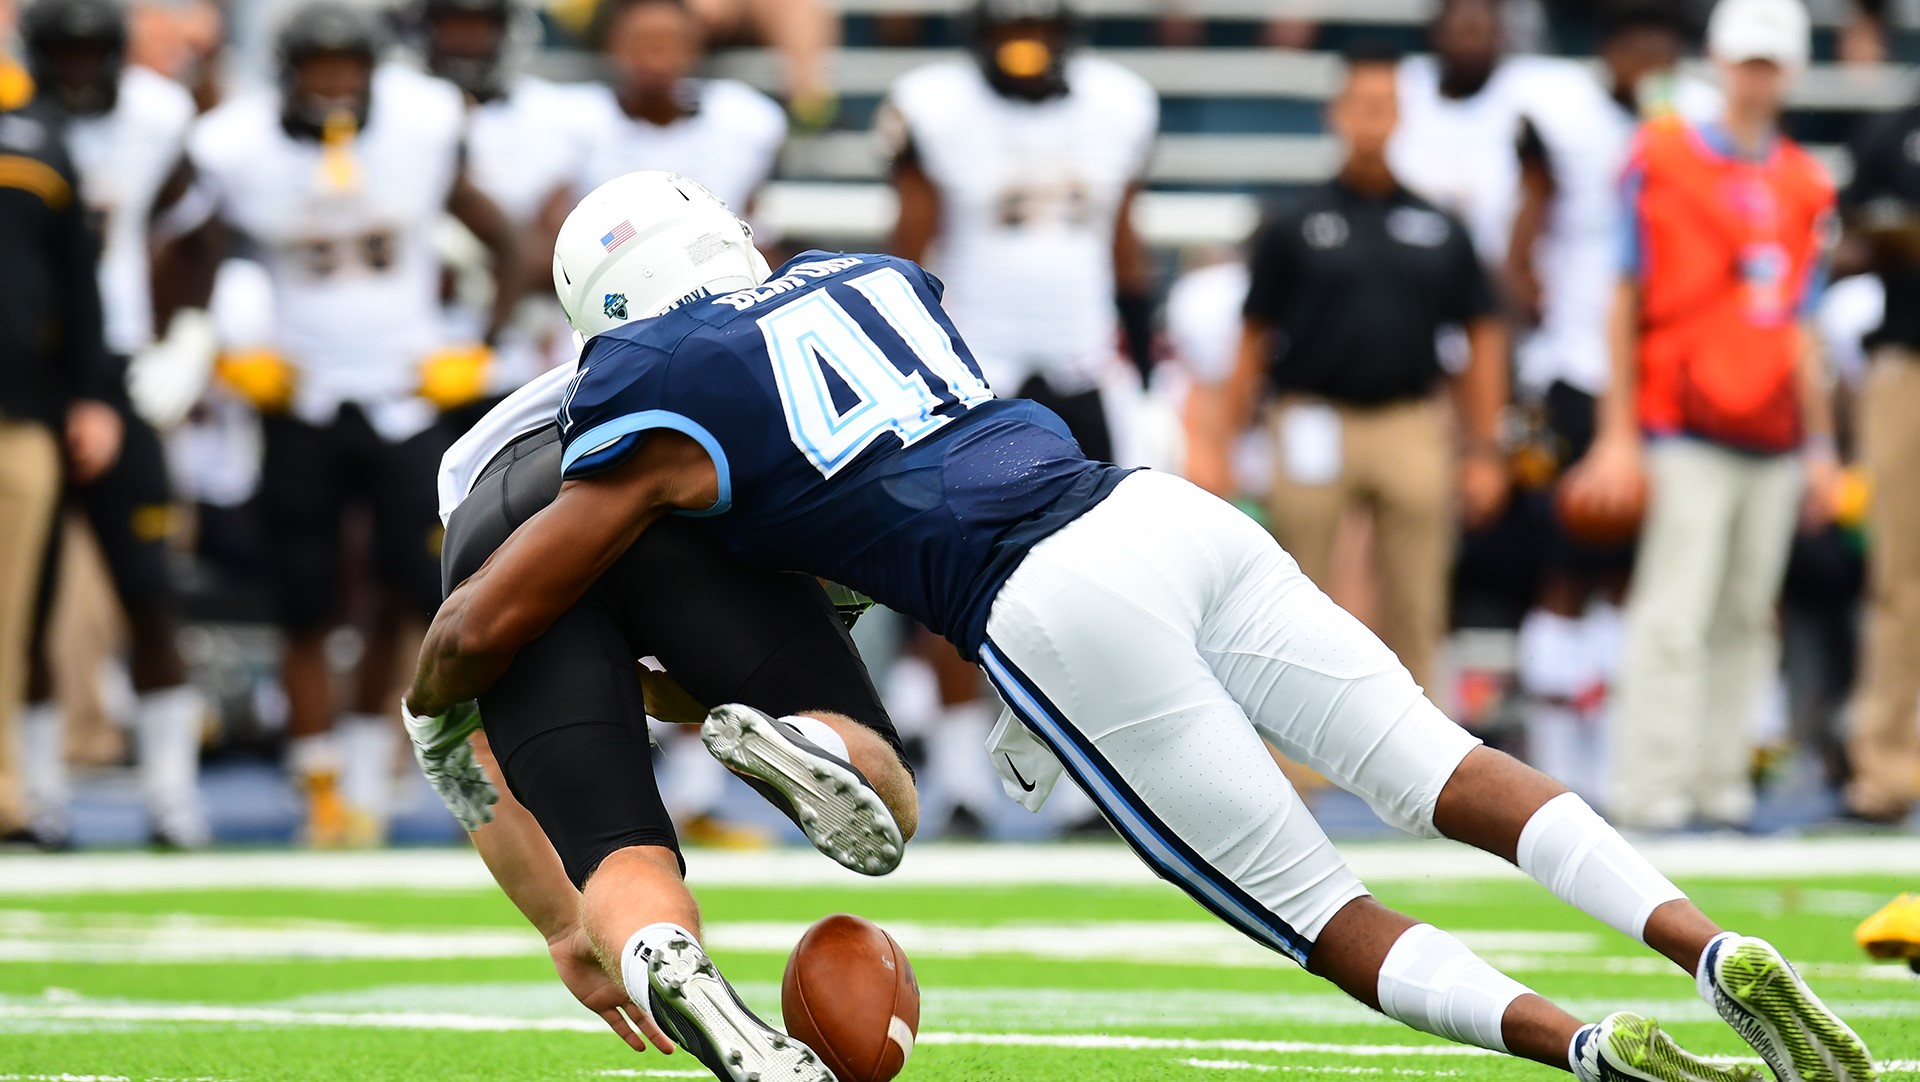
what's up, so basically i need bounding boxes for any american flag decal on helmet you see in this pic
[600,220,637,252]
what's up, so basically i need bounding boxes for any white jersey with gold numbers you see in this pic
[882,57,1158,395]
[465,74,595,227]
[572,78,786,214]
[64,65,198,357]
[188,64,465,438]
[1391,55,1584,267]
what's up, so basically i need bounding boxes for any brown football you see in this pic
[1554,461,1649,546]
[781,914,920,1082]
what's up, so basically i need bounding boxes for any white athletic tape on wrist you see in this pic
[1517,792,1686,943]
[1375,923,1530,1053]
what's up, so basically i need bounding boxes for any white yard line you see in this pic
[1,1002,1913,1074]
[1179,1061,1461,1075]
[1,836,1917,895]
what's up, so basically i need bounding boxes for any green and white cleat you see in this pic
[702,703,903,876]
[1701,934,1877,1082]
[1573,1011,1762,1082]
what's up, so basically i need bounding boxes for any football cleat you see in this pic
[639,930,832,1082]
[702,704,903,876]
[1572,1011,1761,1082]
[1855,893,1920,974]
[1701,934,1877,1082]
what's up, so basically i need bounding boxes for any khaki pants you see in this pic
[0,419,61,832]
[1847,350,1920,817]
[1266,397,1453,691]
[1611,438,1802,829]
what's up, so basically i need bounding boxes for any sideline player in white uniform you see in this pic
[1501,3,1713,803]
[407,172,1876,1082]
[15,0,209,849]
[574,0,786,216]
[883,0,1157,458]
[411,0,596,392]
[153,0,524,846]
[880,0,1158,838]
[1390,0,1579,267]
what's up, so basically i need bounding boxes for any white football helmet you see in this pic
[552,171,772,340]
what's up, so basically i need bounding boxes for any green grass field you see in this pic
[0,841,1915,1082]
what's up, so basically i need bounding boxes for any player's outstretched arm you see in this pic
[406,429,720,717]
[465,732,678,1056]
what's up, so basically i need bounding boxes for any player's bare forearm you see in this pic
[408,433,716,716]
[150,218,227,334]
[1454,316,1509,449]
[1112,185,1150,296]
[469,731,582,943]
[449,172,525,344]
[889,159,940,264]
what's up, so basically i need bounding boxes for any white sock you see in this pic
[1695,931,1738,1002]
[19,701,68,819]
[337,713,399,817]
[1375,923,1531,1052]
[287,732,340,778]
[620,922,701,1005]
[779,713,850,762]
[1517,792,1687,943]
[1517,611,1588,700]
[135,686,205,820]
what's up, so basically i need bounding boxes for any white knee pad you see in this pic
[1517,792,1686,943]
[1375,924,1531,1053]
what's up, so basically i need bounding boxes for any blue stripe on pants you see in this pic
[979,641,1315,965]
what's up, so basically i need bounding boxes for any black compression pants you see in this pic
[441,425,903,887]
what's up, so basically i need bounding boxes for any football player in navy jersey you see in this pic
[404,173,1872,1082]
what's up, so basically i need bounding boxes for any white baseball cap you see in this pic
[1707,0,1811,70]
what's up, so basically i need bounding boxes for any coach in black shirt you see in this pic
[1836,100,1920,821]
[0,98,119,839]
[1189,43,1508,690]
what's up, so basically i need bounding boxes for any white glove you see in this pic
[402,700,497,831]
[127,309,218,429]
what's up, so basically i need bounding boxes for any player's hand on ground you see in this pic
[401,700,498,831]
[1568,430,1643,518]
[1457,450,1510,529]
[64,399,124,483]
[548,925,677,1055]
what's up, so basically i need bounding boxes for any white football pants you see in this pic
[980,470,1481,964]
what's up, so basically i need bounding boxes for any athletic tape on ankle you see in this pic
[1375,924,1530,1053]
[1517,793,1686,943]
[619,922,698,1011]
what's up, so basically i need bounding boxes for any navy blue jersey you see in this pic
[556,251,1131,659]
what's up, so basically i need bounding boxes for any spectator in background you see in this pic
[552,0,837,126]
[574,0,787,223]
[879,0,1158,837]
[1836,68,1920,825]
[0,93,122,844]
[1190,43,1509,694]
[1501,1,1699,803]
[1391,0,1546,268]
[15,0,211,850]
[1575,0,1838,833]
[151,0,524,846]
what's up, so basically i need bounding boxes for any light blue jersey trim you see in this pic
[560,410,733,518]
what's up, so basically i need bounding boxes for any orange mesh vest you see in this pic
[1630,118,1833,453]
